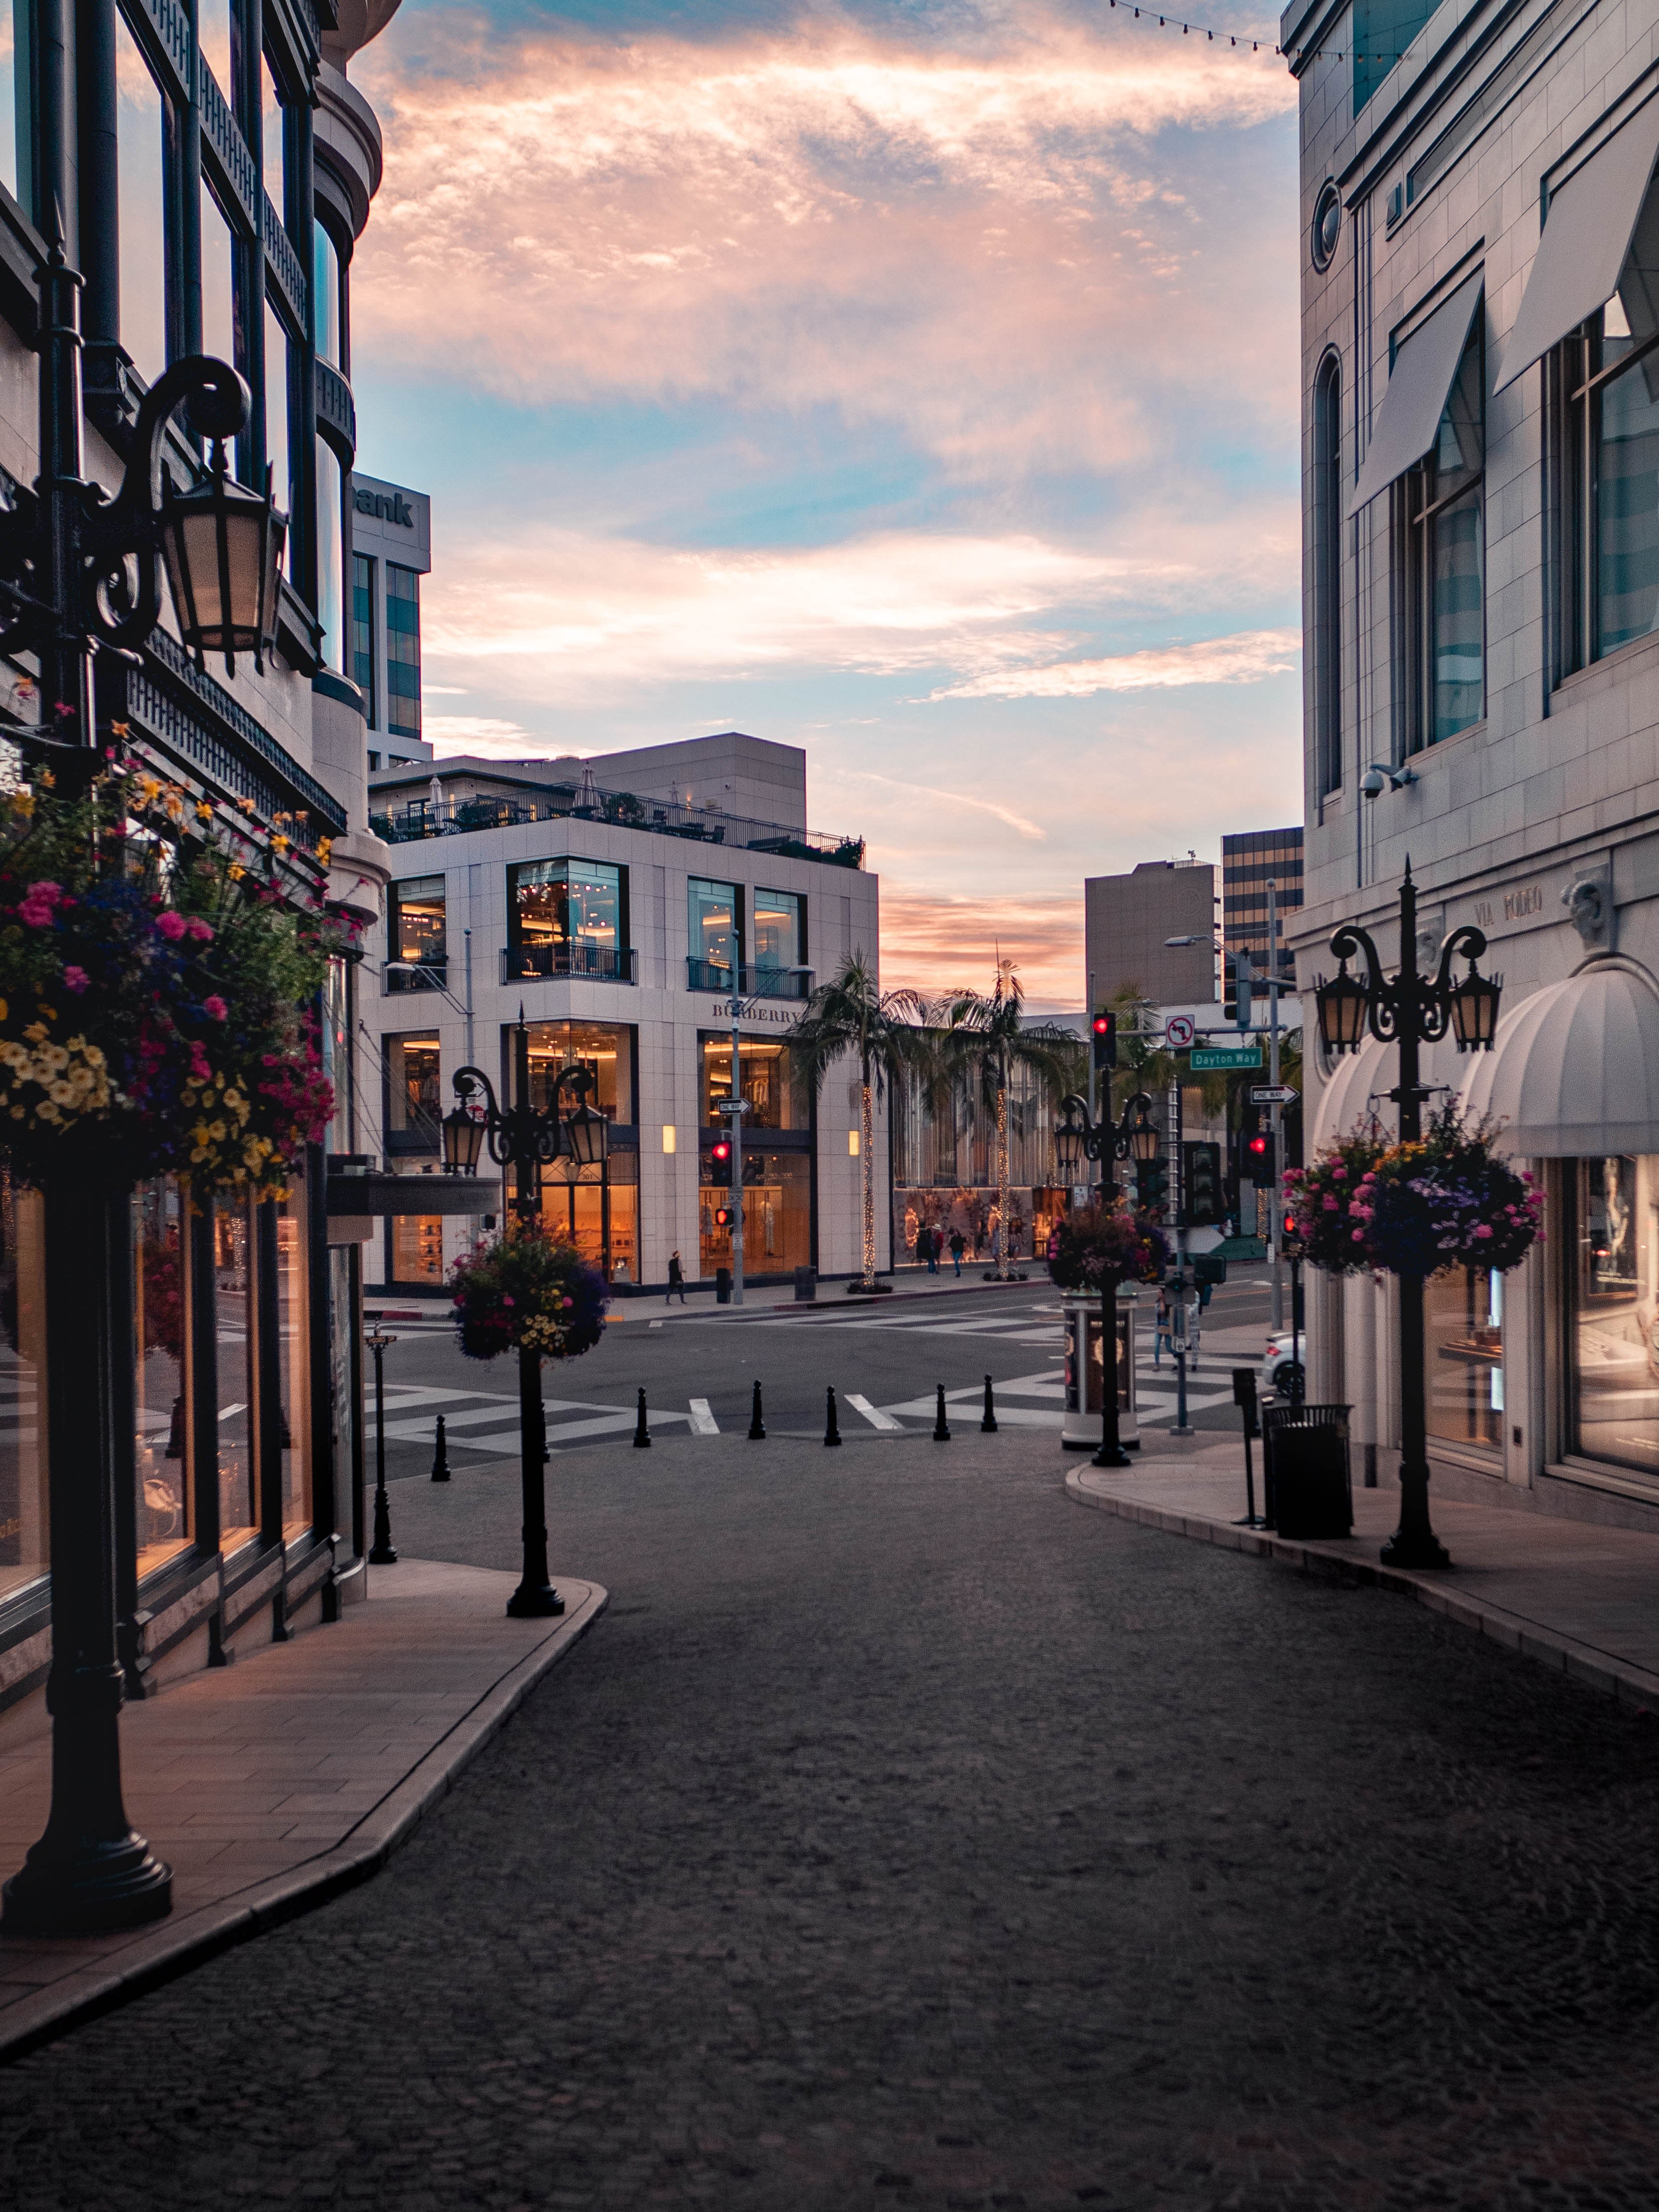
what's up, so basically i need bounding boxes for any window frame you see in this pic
[1311,352,1343,796]
[1398,315,1487,755]
[1558,306,1659,676]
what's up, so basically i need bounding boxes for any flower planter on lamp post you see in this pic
[1051,1094,1166,1467]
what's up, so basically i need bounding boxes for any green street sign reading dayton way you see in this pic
[1189,1043,1263,1071]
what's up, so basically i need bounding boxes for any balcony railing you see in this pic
[502,943,638,984]
[686,960,812,1000]
[367,787,865,869]
[386,959,448,993]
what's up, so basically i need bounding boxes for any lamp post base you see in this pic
[2,1830,172,1936]
[506,1583,565,1619]
[1091,1443,1132,1468]
[1381,1461,1452,1571]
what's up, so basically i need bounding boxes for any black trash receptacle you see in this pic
[715,1266,732,1305]
[794,1266,817,1302]
[1262,1403,1352,1539]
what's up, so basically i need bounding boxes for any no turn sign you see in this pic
[1165,1014,1196,1050]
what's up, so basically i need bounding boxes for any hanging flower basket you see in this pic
[449,1224,610,1361]
[1350,1108,1544,1277]
[1284,1127,1392,1274]
[0,758,352,1195]
[1047,1198,1169,1294]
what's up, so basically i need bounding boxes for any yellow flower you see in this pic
[228,863,245,881]
[195,801,213,824]
[237,796,256,816]
[271,833,290,854]
[23,1022,45,1044]
[0,998,7,1023]
[139,777,161,804]
[208,1120,226,1141]
[37,1005,54,1022]
[9,792,33,818]
[109,719,127,736]
[36,769,54,790]
[317,839,333,866]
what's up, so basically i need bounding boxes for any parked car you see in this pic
[1260,1332,1305,1401]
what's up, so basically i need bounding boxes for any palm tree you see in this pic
[935,962,1085,1277]
[787,951,931,1289]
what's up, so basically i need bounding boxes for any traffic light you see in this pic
[1242,1129,1276,1187]
[1193,1249,1228,1289]
[714,1202,741,1231]
[1281,1207,1304,1258]
[1135,1154,1169,1214]
[1229,949,1255,1032]
[710,1136,733,1187]
[1091,1009,1116,1070]
[1182,1141,1224,1228]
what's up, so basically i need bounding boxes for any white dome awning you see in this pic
[1456,956,1659,1157]
[1309,1032,1472,1152]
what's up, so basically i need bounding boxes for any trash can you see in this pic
[793,1265,817,1301]
[1262,1402,1352,1538]
[715,1266,732,1305]
[1061,1292,1139,1451]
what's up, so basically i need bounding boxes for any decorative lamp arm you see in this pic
[1429,922,1489,997]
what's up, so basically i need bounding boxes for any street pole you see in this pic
[1169,1075,1193,1436]
[366,1327,398,1564]
[1283,876,1292,1327]
[463,925,474,1068]
[728,992,749,1306]
[1383,872,1446,1569]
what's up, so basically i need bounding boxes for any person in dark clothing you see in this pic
[666,1250,687,1304]
[948,1229,965,1276]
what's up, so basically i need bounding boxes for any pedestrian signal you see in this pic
[714,1203,740,1230]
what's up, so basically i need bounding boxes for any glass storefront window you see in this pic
[197,0,231,97]
[522,1020,634,1122]
[1426,1266,1503,1449]
[275,1191,310,1539]
[317,437,344,670]
[752,888,803,978]
[115,11,167,385]
[688,878,740,986]
[314,220,341,367]
[264,304,290,543]
[200,178,237,383]
[509,859,625,978]
[387,875,445,987]
[352,554,376,724]
[323,954,353,1155]
[1572,1155,1659,1473]
[216,1199,258,1553]
[0,0,21,208]
[699,1033,801,1131]
[386,564,421,739]
[0,1172,47,1604]
[699,1149,810,1277]
[540,1155,638,1283]
[1405,317,1484,750]
[391,1214,444,1286]
[385,1031,441,1145]
[134,1180,189,1579]
[262,52,284,215]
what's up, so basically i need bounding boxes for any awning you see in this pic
[1347,272,1484,518]
[1309,1032,1473,1152]
[1493,98,1659,394]
[1456,957,1659,1155]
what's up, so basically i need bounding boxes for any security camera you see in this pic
[1360,767,1386,799]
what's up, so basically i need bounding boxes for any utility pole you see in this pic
[463,926,475,1068]
[1268,878,1284,1332]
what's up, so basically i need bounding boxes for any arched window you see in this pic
[1312,355,1343,795]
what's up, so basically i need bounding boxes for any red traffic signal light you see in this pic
[1090,1009,1117,1071]
[711,1138,731,1162]
[714,1203,739,1230]
[1091,1013,1110,1037]
[710,1135,733,1188]
[1246,1134,1269,1157]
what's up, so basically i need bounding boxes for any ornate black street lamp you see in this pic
[0,250,285,1934]
[1314,861,1501,1569]
[1053,1090,1158,1468]
[444,1015,608,1617]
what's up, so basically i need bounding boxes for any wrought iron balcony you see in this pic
[686,960,812,999]
[501,943,638,984]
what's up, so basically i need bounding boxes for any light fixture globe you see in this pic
[160,446,286,675]
[442,1101,484,1175]
[1316,962,1370,1053]
[562,1096,609,1169]
[1449,961,1502,1051]
[1054,1108,1087,1179]
[1128,1110,1159,1165]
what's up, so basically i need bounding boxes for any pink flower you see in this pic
[1323,1196,1339,1212]
[186,917,214,942]
[1331,1166,1347,1181]
[16,880,62,928]
[154,910,186,942]
[203,994,228,1022]
[502,1294,515,1308]
[1352,1228,1365,1242]
[1473,1224,1493,1239]
[62,965,88,994]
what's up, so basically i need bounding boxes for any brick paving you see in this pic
[6,1435,1659,2208]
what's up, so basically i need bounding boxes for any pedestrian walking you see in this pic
[933,1226,946,1271]
[948,1228,965,1276]
[916,1222,935,1272]
[1153,1288,1173,1370]
[665,1249,687,1304]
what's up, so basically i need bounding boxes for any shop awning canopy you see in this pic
[1347,272,1484,517]
[1494,99,1659,394]
[1456,958,1659,1156]
[1309,1032,1472,1153]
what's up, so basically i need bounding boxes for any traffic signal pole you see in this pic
[727,993,750,1306]
[1268,877,1284,1333]
[1169,1076,1193,1436]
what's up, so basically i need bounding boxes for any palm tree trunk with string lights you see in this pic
[860,1057,876,1287]
[995,1052,1010,1276]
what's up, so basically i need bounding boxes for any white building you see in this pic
[1287,0,1659,1517]
[361,733,883,1291]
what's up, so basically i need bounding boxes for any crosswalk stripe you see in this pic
[845,1393,904,1432]
[688,1398,719,1435]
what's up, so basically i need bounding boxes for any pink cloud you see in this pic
[352,11,1298,470]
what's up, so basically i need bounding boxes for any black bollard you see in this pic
[980,1374,998,1434]
[430,1413,452,1483]
[824,1385,843,1446]
[748,1379,766,1440]
[933,1384,952,1442]
[633,1385,652,1449]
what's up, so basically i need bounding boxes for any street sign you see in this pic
[1165,1014,1196,1050]
[1250,1083,1300,1105]
[1191,1044,1262,1071]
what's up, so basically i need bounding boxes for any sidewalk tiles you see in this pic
[0,1557,607,2062]
[1069,1442,1659,1707]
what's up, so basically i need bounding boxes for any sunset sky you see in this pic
[348,0,1304,1007]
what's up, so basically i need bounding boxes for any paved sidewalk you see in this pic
[1071,1438,1659,1705]
[0,1558,607,2060]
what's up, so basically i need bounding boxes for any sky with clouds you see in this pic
[348,0,1304,1007]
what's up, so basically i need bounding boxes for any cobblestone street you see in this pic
[6,1443,1659,2210]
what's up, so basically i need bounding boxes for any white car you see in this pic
[1260,1332,1305,1400]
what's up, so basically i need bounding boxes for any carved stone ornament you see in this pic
[1562,864,1614,954]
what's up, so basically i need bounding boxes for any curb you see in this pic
[0,1580,609,2065]
[1065,1471,1659,1713]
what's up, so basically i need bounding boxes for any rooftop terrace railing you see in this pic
[368,784,865,869]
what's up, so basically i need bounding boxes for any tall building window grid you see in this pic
[1399,314,1486,753]
[353,553,377,725]
[1222,830,1304,986]
[386,562,421,740]
[1311,354,1343,795]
